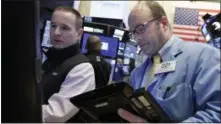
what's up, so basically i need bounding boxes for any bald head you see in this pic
[138,1,166,18]
[128,1,167,29]
[86,35,102,53]
[127,1,172,56]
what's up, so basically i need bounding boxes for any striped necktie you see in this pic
[148,54,161,82]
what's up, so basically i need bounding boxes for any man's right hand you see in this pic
[117,108,147,123]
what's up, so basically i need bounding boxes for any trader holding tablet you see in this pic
[118,1,220,123]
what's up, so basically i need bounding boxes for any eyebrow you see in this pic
[50,21,55,25]
[129,27,135,32]
[50,22,71,28]
[61,24,70,28]
[129,21,144,32]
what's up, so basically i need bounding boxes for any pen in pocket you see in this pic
[163,87,171,99]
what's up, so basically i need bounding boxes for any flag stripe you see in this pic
[173,26,199,31]
[198,9,220,13]
[176,34,204,40]
[173,28,201,34]
[199,12,219,16]
[173,31,203,37]
[173,24,199,30]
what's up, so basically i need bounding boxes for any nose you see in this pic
[134,34,142,44]
[54,27,61,36]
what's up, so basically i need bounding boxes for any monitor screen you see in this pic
[124,43,137,59]
[81,33,119,58]
[117,42,125,56]
[118,42,125,50]
[123,58,130,65]
[201,24,208,36]
[83,26,94,33]
[113,35,122,41]
[123,65,130,75]
[113,29,125,41]
[201,24,212,42]
[104,58,116,80]
[213,37,221,48]
[114,29,125,37]
[41,20,52,47]
[207,16,221,38]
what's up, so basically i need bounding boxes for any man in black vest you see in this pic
[41,6,95,122]
[85,35,111,88]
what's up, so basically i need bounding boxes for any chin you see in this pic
[143,51,154,56]
[53,44,66,49]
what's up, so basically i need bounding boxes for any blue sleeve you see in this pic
[129,69,136,88]
[183,47,220,122]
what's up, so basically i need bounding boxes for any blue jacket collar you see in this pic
[132,36,184,89]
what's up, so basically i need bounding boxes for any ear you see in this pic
[160,16,169,31]
[77,28,84,40]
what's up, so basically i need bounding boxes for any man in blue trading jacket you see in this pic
[41,7,95,122]
[117,1,220,123]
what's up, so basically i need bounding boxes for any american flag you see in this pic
[173,7,220,42]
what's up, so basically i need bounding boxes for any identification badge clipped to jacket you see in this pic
[155,60,176,74]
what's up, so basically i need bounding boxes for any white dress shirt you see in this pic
[42,63,95,122]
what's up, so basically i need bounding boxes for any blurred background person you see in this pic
[85,35,112,88]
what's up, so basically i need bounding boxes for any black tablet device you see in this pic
[70,82,136,122]
[70,82,171,122]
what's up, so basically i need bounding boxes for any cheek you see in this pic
[146,30,159,43]
[50,30,54,38]
[143,33,158,47]
[62,32,77,41]
[142,31,153,43]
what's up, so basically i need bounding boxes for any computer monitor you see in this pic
[117,42,125,56]
[83,21,109,35]
[118,42,125,50]
[123,58,130,65]
[213,37,221,48]
[81,33,119,58]
[201,24,208,36]
[104,58,116,81]
[113,29,125,41]
[123,65,130,75]
[201,23,220,48]
[83,26,104,34]
[114,29,125,37]
[201,24,211,42]
[41,20,52,47]
[124,43,137,59]
[206,14,221,39]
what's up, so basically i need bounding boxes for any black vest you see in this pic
[86,52,111,89]
[41,44,96,122]
[41,43,89,104]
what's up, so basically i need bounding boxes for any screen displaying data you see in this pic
[124,43,137,59]
[117,42,125,56]
[81,33,119,58]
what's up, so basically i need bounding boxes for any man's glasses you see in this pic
[128,17,161,40]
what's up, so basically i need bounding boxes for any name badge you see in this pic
[155,60,176,74]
